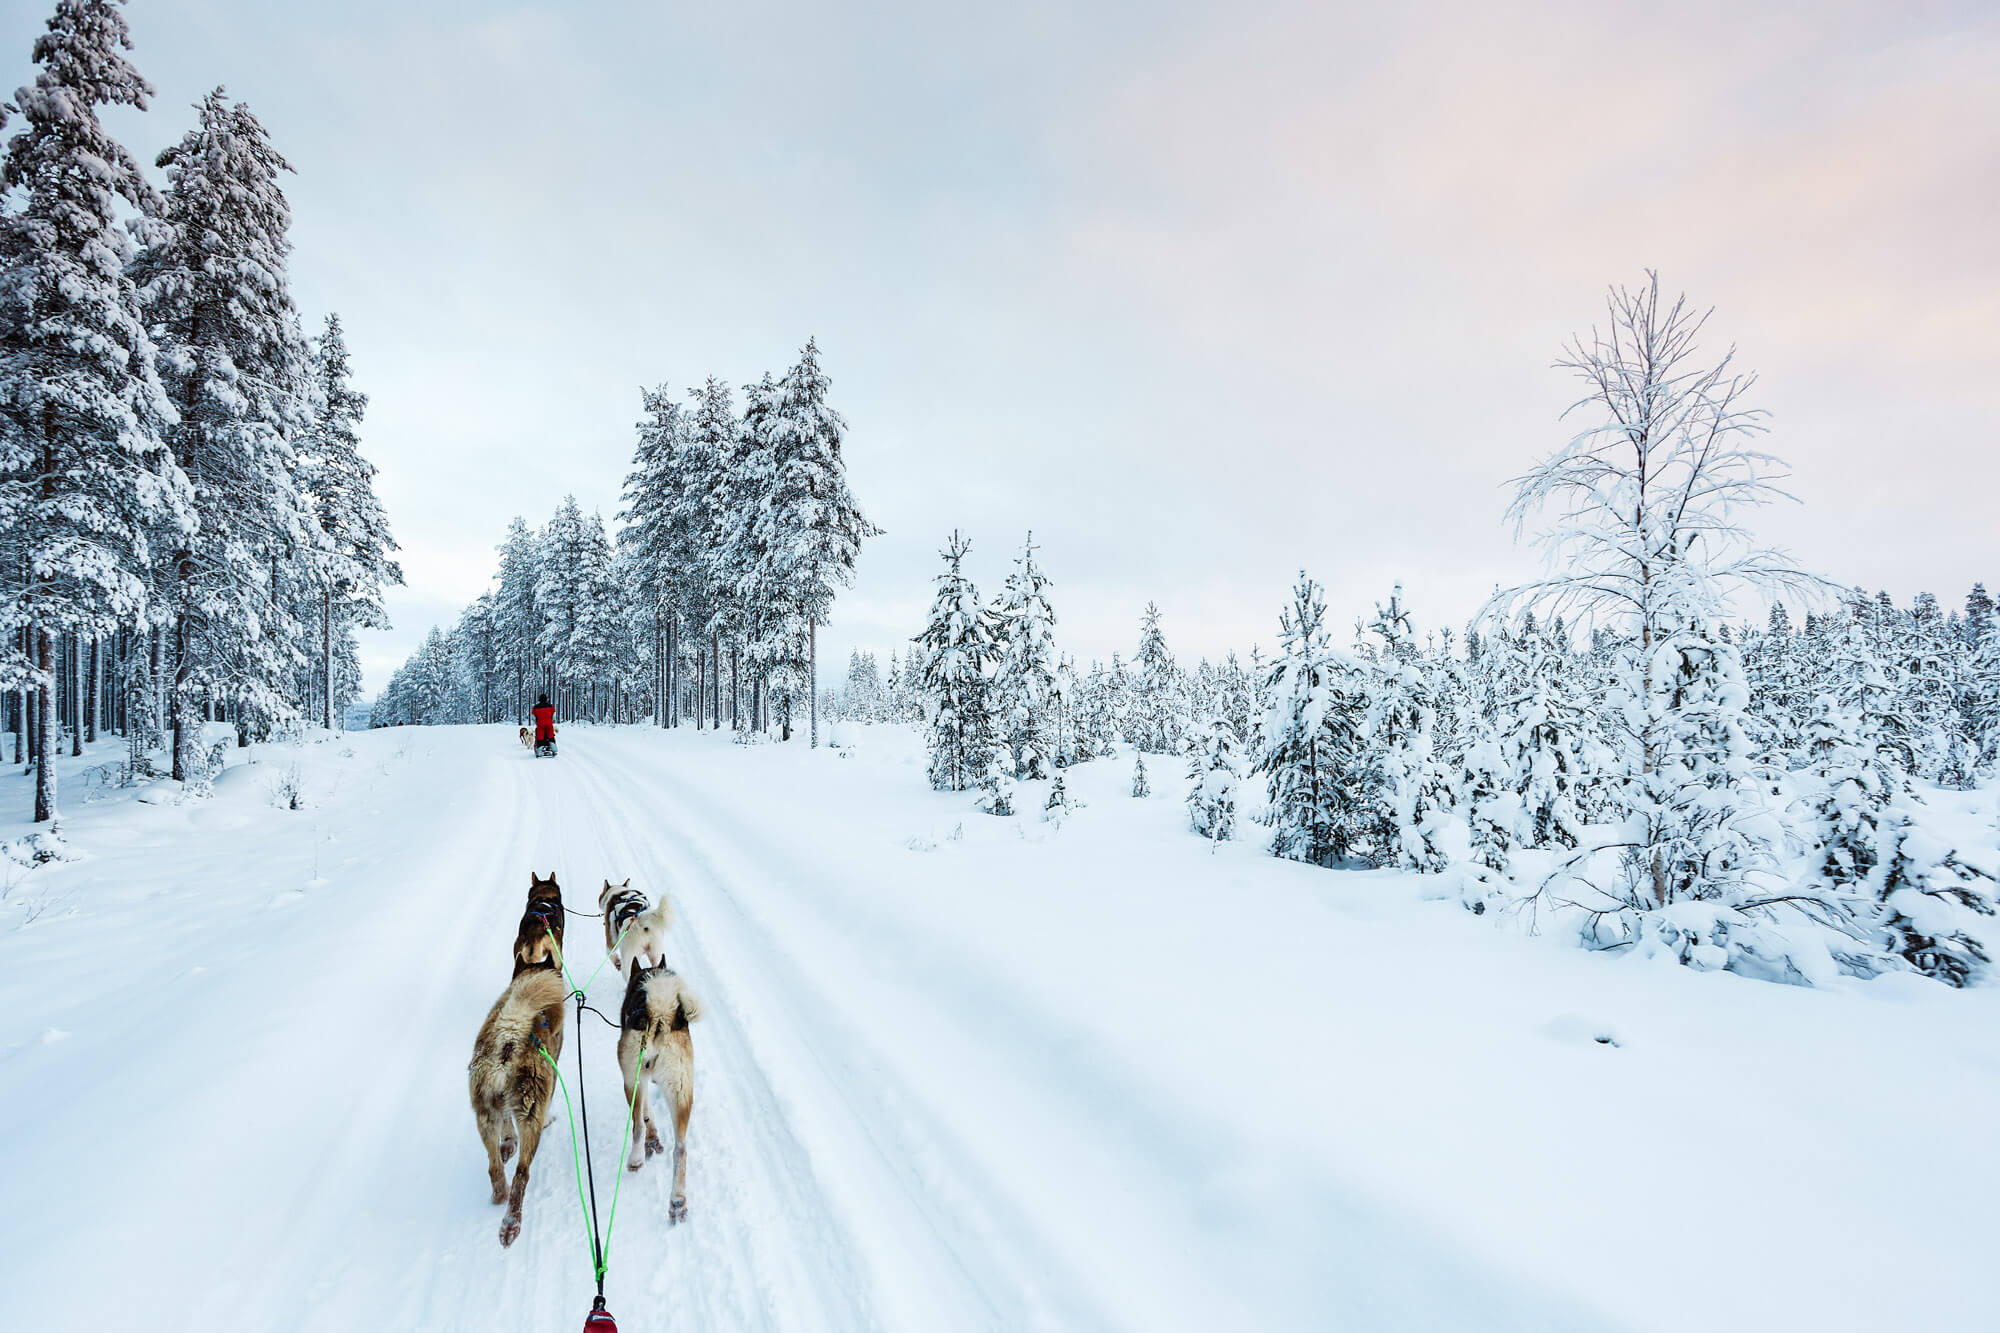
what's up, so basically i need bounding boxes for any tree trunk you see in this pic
[85,635,98,744]
[34,629,56,824]
[810,620,818,748]
[170,616,189,783]
[69,633,82,757]
[323,585,335,731]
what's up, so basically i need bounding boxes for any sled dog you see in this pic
[513,872,567,976]
[598,878,672,980]
[518,726,532,750]
[468,966,568,1246]
[617,963,703,1220]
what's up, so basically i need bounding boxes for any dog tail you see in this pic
[641,970,703,1044]
[645,893,675,937]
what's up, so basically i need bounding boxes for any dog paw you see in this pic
[626,1158,645,1173]
[645,1134,663,1157]
[669,1197,687,1224]
[490,1182,507,1205]
[499,1213,521,1247]
[499,1138,516,1163]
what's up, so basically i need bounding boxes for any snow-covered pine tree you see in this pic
[1795,694,1890,911]
[1357,583,1453,872]
[1498,617,1600,848]
[298,313,399,730]
[1043,771,1075,824]
[739,343,876,742]
[0,0,192,821]
[916,532,995,791]
[492,517,542,720]
[1459,722,1521,901]
[1049,654,1082,766]
[1129,603,1181,754]
[1899,590,1972,786]
[1130,751,1150,798]
[569,511,623,720]
[138,88,318,777]
[1219,651,1254,752]
[1258,573,1364,867]
[990,532,1058,777]
[1968,602,2000,773]
[1490,274,1819,949]
[533,497,589,714]
[1873,809,1996,988]
[121,642,158,778]
[453,594,502,724]
[1185,714,1240,841]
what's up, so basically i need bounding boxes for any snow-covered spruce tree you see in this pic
[1129,603,1181,754]
[453,593,502,725]
[990,532,1058,777]
[684,376,739,728]
[1899,590,1973,786]
[1788,693,1896,974]
[0,0,192,821]
[121,644,158,777]
[298,313,399,729]
[1873,808,1996,988]
[739,342,876,743]
[568,512,622,720]
[916,531,996,791]
[1496,617,1600,849]
[1130,751,1150,798]
[1490,274,1829,971]
[1049,654,1082,766]
[138,88,318,778]
[1258,573,1364,867]
[1356,583,1454,872]
[492,517,542,720]
[1185,714,1240,842]
[1459,722,1521,904]
[1218,651,1255,753]
[1969,602,2000,773]
[1043,771,1075,824]
[621,381,718,727]
[533,497,589,714]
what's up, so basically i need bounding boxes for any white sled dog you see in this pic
[468,966,567,1246]
[617,963,703,1220]
[599,878,672,979]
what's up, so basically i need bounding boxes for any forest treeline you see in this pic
[0,0,399,825]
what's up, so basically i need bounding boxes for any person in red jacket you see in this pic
[532,695,557,751]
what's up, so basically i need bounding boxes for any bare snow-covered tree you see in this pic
[1490,274,1823,922]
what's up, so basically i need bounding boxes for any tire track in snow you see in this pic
[517,730,883,1333]
[570,736,1117,1332]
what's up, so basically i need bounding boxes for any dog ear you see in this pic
[622,878,631,887]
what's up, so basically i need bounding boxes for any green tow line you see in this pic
[534,922,643,1285]
[538,1036,646,1283]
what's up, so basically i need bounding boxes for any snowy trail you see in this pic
[249,732,892,1332]
[10,723,1998,1332]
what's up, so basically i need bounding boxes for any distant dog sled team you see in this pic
[469,864,702,1247]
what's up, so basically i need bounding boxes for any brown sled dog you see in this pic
[469,966,568,1246]
[618,963,703,1221]
[518,726,533,750]
[513,872,567,977]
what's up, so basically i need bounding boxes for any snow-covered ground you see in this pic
[4,723,1998,1331]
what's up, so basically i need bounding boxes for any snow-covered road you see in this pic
[6,724,2000,1331]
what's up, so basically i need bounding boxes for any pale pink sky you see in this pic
[4,0,1992,687]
